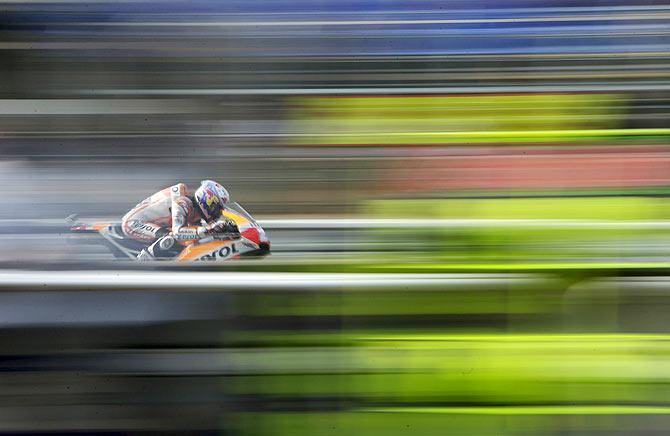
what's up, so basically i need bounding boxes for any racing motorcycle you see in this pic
[69,202,270,262]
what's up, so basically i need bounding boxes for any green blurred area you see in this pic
[223,274,670,436]
[364,196,670,266]
[227,334,670,403]
[231,409,670,436]
[288,93,670,145]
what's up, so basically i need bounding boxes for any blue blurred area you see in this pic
[3,1,670,56]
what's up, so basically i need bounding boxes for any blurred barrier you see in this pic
[262,218,670,229]
[0,270,537,291]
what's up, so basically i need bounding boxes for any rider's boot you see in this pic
[136,248,155,261]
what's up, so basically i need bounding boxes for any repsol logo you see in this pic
[129,220,160,235]
[197,243,239,261]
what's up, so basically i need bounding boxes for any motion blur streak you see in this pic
[2,0,670,434]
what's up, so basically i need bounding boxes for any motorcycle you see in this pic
[69,202,270,262]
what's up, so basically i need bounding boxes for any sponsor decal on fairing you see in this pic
[196,243,239,261]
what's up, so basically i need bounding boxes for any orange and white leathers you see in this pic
[121,183,203,243]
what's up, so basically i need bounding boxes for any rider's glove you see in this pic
[224,221,239,234]
[205,219,238,235]
[206,220,226,233]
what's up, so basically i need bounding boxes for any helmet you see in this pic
[194,180,230,220]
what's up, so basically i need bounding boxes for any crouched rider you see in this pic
[121,180,235,261]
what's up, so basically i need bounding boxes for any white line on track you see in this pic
[0,270,536,290]
[260,219,670,230]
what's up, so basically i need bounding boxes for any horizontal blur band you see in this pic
[0,270,536,290]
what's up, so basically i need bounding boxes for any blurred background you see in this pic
[2,0,670,434]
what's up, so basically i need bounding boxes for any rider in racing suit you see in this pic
[121,180,236,261]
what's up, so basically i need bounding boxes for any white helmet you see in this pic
[194,180,230,220]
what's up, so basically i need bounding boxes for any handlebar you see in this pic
[210,231,240,240]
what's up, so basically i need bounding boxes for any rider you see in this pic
[121,180,237,261]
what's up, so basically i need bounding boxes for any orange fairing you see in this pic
[176,208,252,261]
[176,240,241,262]
[176,240,225,261]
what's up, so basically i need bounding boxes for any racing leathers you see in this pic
[121,183,226,260]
